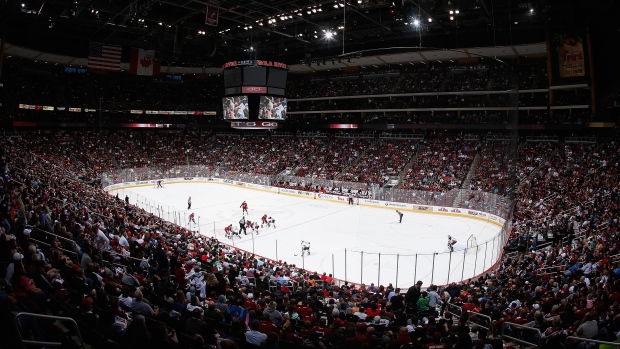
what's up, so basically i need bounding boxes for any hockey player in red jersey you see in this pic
[261,214,268,227]
[189,212,196,224]
[224,224,233,239]
[240,201,248,215]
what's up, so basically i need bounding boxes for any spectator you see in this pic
[245,320,268,346]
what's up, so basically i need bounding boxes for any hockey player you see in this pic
[447,235,457,252]
[239,216,247,235]
[231,226,240,238]
[157,180,163,188]
[188,196,192,209]
[267,216,276,228]
[189,212,196,224]
[348,191,354,205]
[300,241,311,256]
[396,210,403,223]
[224,224,233,239]
[261,214,268,227]
[252,222,260,234]
[240,201,248,215]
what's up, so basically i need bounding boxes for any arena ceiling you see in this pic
[0,0,617,67]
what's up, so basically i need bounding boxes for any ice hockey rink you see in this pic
[109,182,504,288]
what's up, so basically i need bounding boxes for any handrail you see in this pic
[564,336,620,347]
[502,321,541,348]
[15,312,85,349]
[445,303,463,318]
[32,227,76,244]
[466,311,493,334]
[29,238,77,257]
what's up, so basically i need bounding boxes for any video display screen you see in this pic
[224,68,242,88]
[222,96,249,120]
[242,67,267,86]
[258,96,287,120]
[268,68,287,88]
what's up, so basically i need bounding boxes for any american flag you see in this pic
[88,42,122,72]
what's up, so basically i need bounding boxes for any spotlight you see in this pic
[325,32,333,39]
[413,19,420,26]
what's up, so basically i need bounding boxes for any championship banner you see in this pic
[554,34,585,78]
[205,0,220,27]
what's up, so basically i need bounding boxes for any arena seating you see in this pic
[3,130,620,349]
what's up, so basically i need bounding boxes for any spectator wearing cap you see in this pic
[80,296,99,329]
[5,252,23,287]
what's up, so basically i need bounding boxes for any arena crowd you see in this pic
[1,129,619,349]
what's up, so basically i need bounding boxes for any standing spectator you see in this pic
[390,288,406,312]
[428,286,441,315]
[245,320,267,346]
[406,280,423,311]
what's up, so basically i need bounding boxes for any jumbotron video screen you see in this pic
[258,96,287,120]
[222,95,249,120]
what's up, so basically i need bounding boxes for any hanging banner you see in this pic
[554,34,585,78]
[205,0,220,27]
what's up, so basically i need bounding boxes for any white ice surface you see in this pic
[109,182,503,288]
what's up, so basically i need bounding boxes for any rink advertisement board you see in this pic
[104,177,505,226]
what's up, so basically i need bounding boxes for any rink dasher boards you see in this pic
[107,179,505,228]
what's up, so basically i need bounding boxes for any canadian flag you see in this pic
[130,48,160,76]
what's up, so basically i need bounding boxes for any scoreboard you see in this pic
[222,60,288,97]
[222,60,288,128]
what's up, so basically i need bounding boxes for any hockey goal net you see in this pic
[466,234,478,251]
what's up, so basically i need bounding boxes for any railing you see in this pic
[100,166,513,287]
[564,336,620,348]
[502,322,541,348]
[466,311,493,335]
[14,313,85,349]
